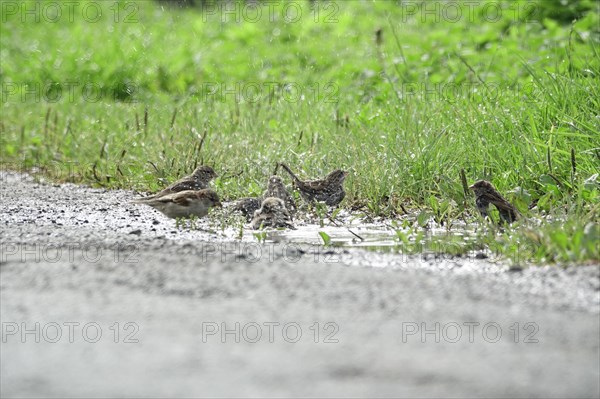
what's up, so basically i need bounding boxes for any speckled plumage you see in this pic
[265,175,296,213]
[279,163,347,206]
[251,197,294,230]
[143,165,217,200]
[234,175,295,219]
[469,180,520,224]
[234,197,262,219]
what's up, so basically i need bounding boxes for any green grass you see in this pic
[1,0,599,264]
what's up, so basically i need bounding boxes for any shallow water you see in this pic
[213,206,485,257]
[0,171,495,261]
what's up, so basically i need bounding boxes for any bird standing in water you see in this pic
[265,175,296,213]
[469,180,520,224]
[278,163,348,206]
[251,197,294,229]
[234,175,296,219]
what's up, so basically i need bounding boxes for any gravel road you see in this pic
[1,171,599,398]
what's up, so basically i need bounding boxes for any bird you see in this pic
[251,197,294,230]
[143,165,217,200]
[265,175,296,213]
[278,163,348,206]
[233,197,262,219]
[469,180,520,224]
[233,175,296,219]
[133,189,221,219]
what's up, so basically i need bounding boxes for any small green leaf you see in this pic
[417,211,430,228]
[319,231,331,246]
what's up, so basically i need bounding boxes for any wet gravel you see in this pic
[1,171,599,398]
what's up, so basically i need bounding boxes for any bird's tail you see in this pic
[131,196,155,204]
[278,163,303,186]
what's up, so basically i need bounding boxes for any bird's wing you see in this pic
[157,191,190,206]
[277,209,290,220]
[482,189,507,205]
[488,196,515,211]
[298,179,324,193]
[165,177,200,192]
[235,197,261,210]
[279,214,295,229]
[486,193,519,214]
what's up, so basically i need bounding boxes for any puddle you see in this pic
[1,171,489,259]
[210,207,486,257]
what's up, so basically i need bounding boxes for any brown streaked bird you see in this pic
[144,165,218,200]
[133,189,221,219]
[469,180,520,224]
[251,197,294,230]
[265,175,296,213]
[278,163,348,206]
[233,175,296,219]
[233,197,262,219]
